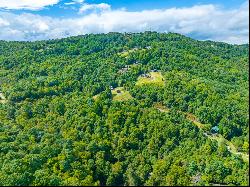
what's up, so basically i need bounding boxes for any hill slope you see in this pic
[0,32,249,186]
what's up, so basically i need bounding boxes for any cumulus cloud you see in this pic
[64,0,84,5]
[0,0,60,10]
[0,1,248,44]
[0,17,9,26]
[79,3,111,14]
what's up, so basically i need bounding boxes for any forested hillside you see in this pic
[0,32,249,186]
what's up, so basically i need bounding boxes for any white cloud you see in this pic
[0,0,60,10]
[0,17,9,26]
[79,3,111,14]
[64,0,84,5]
[0,1,248,44]
[64,2,76,5]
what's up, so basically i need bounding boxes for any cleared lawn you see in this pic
[93,87,133,102]
[118,49,137,57]
[112,87,133,101]
[0,92,7,104]
[119,51,130,57]
[136,72,165,86]
[118,48,146,57]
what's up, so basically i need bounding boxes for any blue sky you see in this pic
[5,0,247,17]
[0,0,248,43]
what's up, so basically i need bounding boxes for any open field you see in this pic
[93,87,133,102]
[0,92,7,104]
[136,72,165,86]
[118,48,146,57]
[118,48,138,57]
[112,87,133,101]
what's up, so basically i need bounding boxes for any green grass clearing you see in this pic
[119,51,130,57]
[0,92,7,104]
[93,87,133,102]
[112,87,133,101]
[136,72,165,86]
[118,48,147,57]
[118,48,138,57]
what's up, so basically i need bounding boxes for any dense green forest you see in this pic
[0,32,249,186]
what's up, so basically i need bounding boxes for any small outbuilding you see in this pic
[211,126,219,134]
